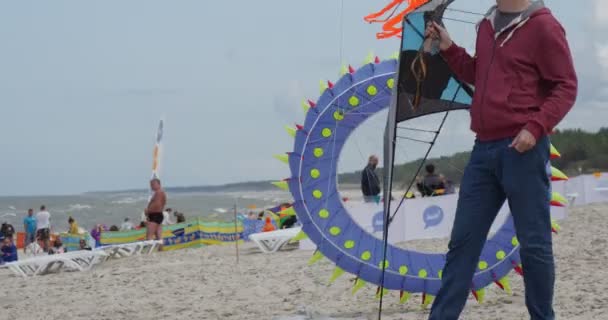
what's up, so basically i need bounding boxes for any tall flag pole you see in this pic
[151,118,164,180]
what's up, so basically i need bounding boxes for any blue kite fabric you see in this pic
[282,57,523,296]
[276,0,565,304]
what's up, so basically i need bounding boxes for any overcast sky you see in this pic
[0,0,605,196]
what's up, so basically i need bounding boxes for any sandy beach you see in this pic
[1,203,607,320]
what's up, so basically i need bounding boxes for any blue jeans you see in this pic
[429,137,554,320]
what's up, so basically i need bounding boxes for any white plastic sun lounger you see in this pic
[1,250,108,278]
[249,226,302,254]
[98,240,163,259]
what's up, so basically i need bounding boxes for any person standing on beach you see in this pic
[36,205,51,252]
[361,155,381,203]
[23,209,37,252]
[145,178,166,246]
[425,1,577,319]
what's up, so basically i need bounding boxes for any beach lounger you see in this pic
[1,250,108,278]
[249,226,302,254]
[98,240,163,259]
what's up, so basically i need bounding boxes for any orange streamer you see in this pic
[364,0,431,39]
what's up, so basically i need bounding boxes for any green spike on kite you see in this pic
[496,276,512,295]
[550,143,561,158]
[273,154,289,164]
[271,181,289,191]
[375,287,388,300]
[422,294,434,309]
[363,52,375,65]
[301,100,310,113]
[551,192,568,206]
[551,166,568,181]
[352,278,366,295]
[308,250,324,265]
[291,230,308,242]
[399,291,411,304]
[319,80,328,94]
[474,288,486,304]
[328,267,345,284]
[285,125,296,138]
[390,51,400,60]
[340,64,348,76]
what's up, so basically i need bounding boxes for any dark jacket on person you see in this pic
[361,165,381,197]
[1,243,18,262]
[441,3,577,141]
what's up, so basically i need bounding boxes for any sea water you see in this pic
[0,190,291,233]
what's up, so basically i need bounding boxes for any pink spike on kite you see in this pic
[374,56,380,64]
[295,124,304,131]
[348,65,355,74]
[307,100,316,108]
[327,81,334,89]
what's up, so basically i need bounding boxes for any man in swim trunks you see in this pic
[145,178,167,247]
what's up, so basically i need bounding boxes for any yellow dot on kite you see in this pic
[511,236,519,246]
[399,265,408,275]
[438,270,443,279]
[318,209,329,219]
[379,260,389,269]
[418,269,428,278]
[329,227,341,236]
[478,261,488,270]
[349,96,360,107]
[313,190,323,199]
[387,78,395,89]
[367,85,378,96]
[313,148,324,158]
[496,250,506,260]
[361,251,372,261]
[310,169,320,179]
[344,240,355,249]
[333,111,344,121]
[322,128,332,138]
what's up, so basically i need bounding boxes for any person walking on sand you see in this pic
[23,209,37,252]
[145,178,166,247]
[425,1,577,319]
[36,205,51,252]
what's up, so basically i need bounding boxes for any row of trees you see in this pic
[339,128,608,186]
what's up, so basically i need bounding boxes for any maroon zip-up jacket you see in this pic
[441,5,578,142]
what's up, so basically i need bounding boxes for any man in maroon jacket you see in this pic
[426,1,577,319]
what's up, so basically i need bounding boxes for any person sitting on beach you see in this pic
[109,225,119,232]
[162,208,174,225]
[49,238,65,255]
[262,217,276,232]
[1,236,18,263]
[68,216,79,234]
[120,218,134,231]
[145,178,167,247]
[136,221,146,230]
[25,239,46,256]
[0,222,15,241]
[79,239,92,251]
[175,212,186,223]
[416,164,446,197]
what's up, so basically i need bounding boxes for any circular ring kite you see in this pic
[273,56,567,305]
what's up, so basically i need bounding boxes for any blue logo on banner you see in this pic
[372,211,384,232]
[423,205,444,229]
